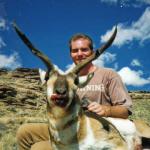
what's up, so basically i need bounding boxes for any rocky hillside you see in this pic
[1,68,150,106]
[0,68,150,150]
[0,68,48,150]
[0,68,46,108]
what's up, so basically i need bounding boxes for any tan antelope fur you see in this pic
[13,23,150,150]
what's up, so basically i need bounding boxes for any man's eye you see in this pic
[81,48,89,52]
[71,49,78,53]
[71,48,90,53]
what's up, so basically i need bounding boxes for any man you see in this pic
[70,33,132,119]
[16,33,132,150]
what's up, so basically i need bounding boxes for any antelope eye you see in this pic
[74,77,79,85]
[44,72,49,81]
[45,76,49,81]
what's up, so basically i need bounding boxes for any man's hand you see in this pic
[87,102,129,119]
[87,102,111,117]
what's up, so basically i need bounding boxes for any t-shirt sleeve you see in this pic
[108,72,132,115]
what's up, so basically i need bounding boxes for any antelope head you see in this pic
[13,23,117,117]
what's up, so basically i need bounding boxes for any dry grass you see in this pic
[0,98,150,150]
[130,99,150,123]
[0,103,47,150]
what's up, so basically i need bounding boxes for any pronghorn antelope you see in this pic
[13,23,150,150]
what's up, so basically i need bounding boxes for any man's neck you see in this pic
[79,63,97,76]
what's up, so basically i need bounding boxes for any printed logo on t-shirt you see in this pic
[77,84,105,92]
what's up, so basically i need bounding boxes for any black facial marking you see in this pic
[54,75,68,95]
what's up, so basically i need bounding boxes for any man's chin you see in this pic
[76,60,85,64]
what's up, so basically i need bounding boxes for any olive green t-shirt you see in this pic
[77,67,132,114]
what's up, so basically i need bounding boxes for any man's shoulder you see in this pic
[95,66,118,76]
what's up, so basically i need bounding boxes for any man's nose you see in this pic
[77,49,83,55]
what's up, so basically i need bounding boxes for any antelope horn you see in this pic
[13,22,54,72]
[71,27,117,74]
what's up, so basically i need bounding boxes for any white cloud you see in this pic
[93,52,116,67]
[0,18,5,29]
[100,0,150,6]
[0,18,8,30]
[0,37,6,48]
[65,63,75,73]
[101,7,150,47]
[0,52,22,69]
[131,59,142,67]
[114,62,119,70]
[118,67,150,86]
[136,0,150,5]
[100,0,117,4]
[66,52,117,72]
[65,58,150,87]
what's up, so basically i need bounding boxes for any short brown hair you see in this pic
[69,33,93,51]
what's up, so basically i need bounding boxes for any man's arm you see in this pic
[87,102,129,119]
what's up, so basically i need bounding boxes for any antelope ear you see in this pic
[39,68,47,85]
[77,72,94,88]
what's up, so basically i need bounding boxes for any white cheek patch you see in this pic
[39,68,47,85]
[65,77,75,108]
[47,76,58,98]
[65,90,74,108]
[47,86,53,98]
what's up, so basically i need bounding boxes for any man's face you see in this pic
[70,39,93,64]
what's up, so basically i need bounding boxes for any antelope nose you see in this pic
[55,88,67,95]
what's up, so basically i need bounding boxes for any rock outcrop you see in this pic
[0,68,46,109]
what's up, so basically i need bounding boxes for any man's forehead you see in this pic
[71,38,90,46]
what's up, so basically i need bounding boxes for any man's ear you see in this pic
[39,68,47,85]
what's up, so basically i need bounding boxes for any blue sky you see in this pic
[0,0,150,91]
